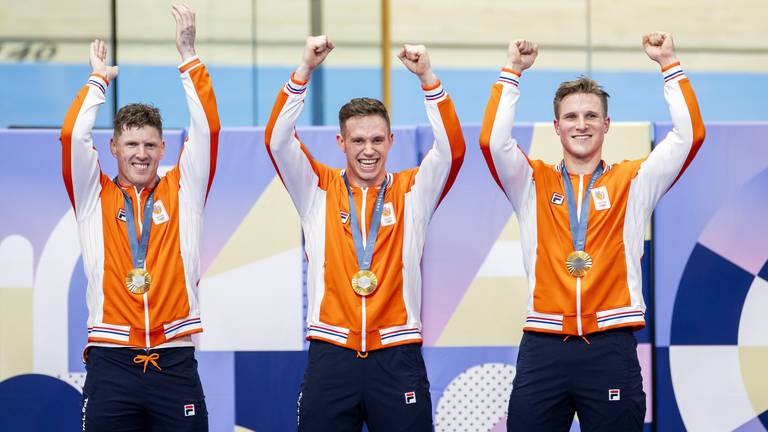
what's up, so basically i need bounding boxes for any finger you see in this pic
[171,6,181,24]
[397,47,407,60]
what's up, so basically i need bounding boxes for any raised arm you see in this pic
[265,36,334,216]
[479,39,538,211]
[172,4,220,207]
[398,44,465,216]
[636,32,705,207]
[61,40,119,219]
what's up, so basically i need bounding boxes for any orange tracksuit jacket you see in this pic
[480,62,704,336]
[266,75,465,352]
[61,57,220,348]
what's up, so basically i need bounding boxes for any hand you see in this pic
[642,32,678,68]
[172,4,196,61]
[505,39,538,72]
[89,39,119,81]
[295,35,335,81]
[397,44,437,87]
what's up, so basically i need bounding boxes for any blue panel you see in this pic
[636,240,652,344]
[68,256,87,372]
[235,351,308,431]
[0,374,82,431]
[670,243,753,345]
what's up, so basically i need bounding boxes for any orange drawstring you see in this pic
[356,351,368,359]
[562,335,591,345]
[133,352,162,373]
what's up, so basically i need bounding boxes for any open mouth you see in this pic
[571,134,592,141]
[358,158,379,169]
[132,162,150,170]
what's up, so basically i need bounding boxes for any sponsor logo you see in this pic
[551,192,564,205]
[608,389,621,401]
[116,208,127,222]
[404,391,416,405]
[381,202,396,226]
[184,404,195,416]
[591,186,611,210]
[340,211,350,224]
[152,200,170,225]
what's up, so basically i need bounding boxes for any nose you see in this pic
[136,144,148,158]
[576,116,587,130]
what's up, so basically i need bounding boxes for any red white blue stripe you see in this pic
[499,70,520,87]
[379,325,422,345]
[424,85,446,102]
[307,324,349,345]
[88,323,131,343]
[163,316,203,339]
[596,307,645,328]
[525,311,564,331]
[87,77,107,94]
[285,81,307,95]
[663,66,685,83]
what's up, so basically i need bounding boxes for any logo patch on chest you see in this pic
[381,202,396,226]
[550,192,564,206]
[591,186,611,210]
[116,208,127,222]
[152,200,170,225]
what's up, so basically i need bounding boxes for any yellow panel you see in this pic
[0,288,33,380]
[205,178,300,277]
[235,426,256,432]
[436,277,528,347]
[739,346,768,415]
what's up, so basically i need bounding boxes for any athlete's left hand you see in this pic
[398,44,438,87]
[643,32,678,69]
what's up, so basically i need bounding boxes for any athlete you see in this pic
[480,33,704,431]
[265,35,465,431]
[60,5,219,431]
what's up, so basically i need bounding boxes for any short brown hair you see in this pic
[114,103,163,138]
[553,77,609,118]
[338,98,390,135]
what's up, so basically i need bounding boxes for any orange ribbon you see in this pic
[133,352,162,373]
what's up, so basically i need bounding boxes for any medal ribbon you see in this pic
[343,173,388,271]
[115,177,156,270]
[561,162,604,252]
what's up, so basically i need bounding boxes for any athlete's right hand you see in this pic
[90,39,119,81]
[505,39,538,73]
[295,35,335,81]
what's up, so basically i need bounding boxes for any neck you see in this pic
[563,153,602,175]
[117,174,156,191]
[345,170,386,189]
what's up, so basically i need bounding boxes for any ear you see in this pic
[336,133,346,153]
[553,119,561,136]
[109,137,117,157]
[603,116,611,133]
[160,139,166,158]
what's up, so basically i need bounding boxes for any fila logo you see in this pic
[608,389,621,401]
[551,192,564,205]
[340,211,350,224]
[116,208,127,222]
[404,391,416,405]
[184,404,196,416]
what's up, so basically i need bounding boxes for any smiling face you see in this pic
[554,92,610,165]
[110,125,165,190]
[336,114,393,188]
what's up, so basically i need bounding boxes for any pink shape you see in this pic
[491,416,507,432]
[637,342,653,423]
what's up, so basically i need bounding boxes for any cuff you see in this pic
[662,62,686,83]
[498,68,521,87]
[423,80,446,103]
[179,56,202,74]
[285,73,308,95]
[87,74,109,94]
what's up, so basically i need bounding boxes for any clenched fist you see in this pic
[295,35,335,81]
[643,32,678,68]
[397,44,437,87]
[506,39,538,73]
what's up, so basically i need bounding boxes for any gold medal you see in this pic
[565,251,593,277]
[125,268,152,294]
[351,270,378,296]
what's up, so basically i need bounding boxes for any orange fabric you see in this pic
[660,61,681,72]
[501,68,521,76]
[669,79,706,189]
[479,83,505,190]
[421,79,442,91]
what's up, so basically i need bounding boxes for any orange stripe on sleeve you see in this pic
[435,96,466,206]
[479,83,505,190]
[61,85,91,213]
[188,64,221,200]
[661,61,681,72]
[669,78,706,189]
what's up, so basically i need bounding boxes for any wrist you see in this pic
[657,56,679,69]
[179,49,197,62]
[294,64,313,82]
[418,71,438,87]
[505,61,525,72]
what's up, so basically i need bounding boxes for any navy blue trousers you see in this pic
[507,329,645,431]
[81,346,208,432]
[297,340,433,431]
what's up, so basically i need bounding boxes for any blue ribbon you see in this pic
[115,178,156,270]
[342,173,388,271]
[561,162,604,251]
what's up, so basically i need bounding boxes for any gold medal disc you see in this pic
[351,270,378,296]
[565,251,593,278]
[125,268,152,294]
